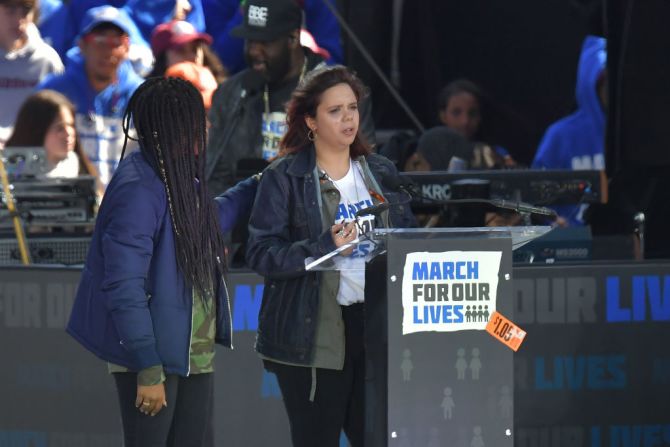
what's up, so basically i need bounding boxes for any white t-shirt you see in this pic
[46,150,80,178]
[331,160,375,306]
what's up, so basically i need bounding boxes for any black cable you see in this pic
[612,0,635,175]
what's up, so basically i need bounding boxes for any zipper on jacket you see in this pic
[222,276,234,350]
[187,295,193,377]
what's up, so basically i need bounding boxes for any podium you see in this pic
[307,226,550,447]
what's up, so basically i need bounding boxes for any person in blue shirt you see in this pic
[532,35,607,225]
[41,0,154,74]
[67,77,258,446]
[37,5,143,188]
[65,0,202,47]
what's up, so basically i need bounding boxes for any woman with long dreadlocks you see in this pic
[66,77,258,446]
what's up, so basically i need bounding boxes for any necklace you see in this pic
[321,159,362,216]
[263,56,308,120]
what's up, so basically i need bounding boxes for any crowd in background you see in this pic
[0,0,607,227]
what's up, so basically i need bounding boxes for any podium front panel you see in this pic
[385,232,514,446]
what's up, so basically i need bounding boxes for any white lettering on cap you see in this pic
[95,6,120,21]
[172,20,197,37]
[248,5,268,27]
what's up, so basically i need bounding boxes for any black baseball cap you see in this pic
[231,0,303,42]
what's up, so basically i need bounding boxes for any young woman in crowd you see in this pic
[5,89,96,178]
[247,66,415,447]
[435,78,518,168]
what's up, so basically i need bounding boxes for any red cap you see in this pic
[300,29,330,60]
[166,62,219,110]
[151,20,213,56]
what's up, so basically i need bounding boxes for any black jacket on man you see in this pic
[206,48,375,196]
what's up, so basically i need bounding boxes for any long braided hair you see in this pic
[121,77,226,299]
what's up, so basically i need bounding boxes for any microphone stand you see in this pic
[0,158,30,265]
[206,87,254,181]
[395,184,558,220]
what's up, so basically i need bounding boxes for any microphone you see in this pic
[205,71,265,180]
[488,199,556,217]
[241,70,265,98]
[381,174,418,194]
[383,174,557,218]
[354,202,390,218]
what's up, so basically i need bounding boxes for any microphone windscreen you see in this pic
[398,176,417,189]
[355,202,390,218]
[382,174,417,193]
[376,202,391,213]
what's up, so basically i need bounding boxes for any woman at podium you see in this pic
[247,66,415,447]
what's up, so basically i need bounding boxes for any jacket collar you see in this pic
[286,145,317,177]
[285,144,370,178]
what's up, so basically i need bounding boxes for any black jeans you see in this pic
[265,303,366,447]
[113,372,214,447]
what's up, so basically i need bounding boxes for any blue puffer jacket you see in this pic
[67,150,257,376]
[247,146,416,364]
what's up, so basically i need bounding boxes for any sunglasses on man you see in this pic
[83,33,129,49]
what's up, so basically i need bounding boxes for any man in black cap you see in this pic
[206,0,374,196]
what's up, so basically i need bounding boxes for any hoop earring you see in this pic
[307,128,316,142]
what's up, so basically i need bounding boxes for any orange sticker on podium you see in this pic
[486,311,526,351]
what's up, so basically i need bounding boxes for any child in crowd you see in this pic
[5,89,97,180]
[149,20,226,110]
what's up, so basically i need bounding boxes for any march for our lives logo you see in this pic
[402,251,502,334]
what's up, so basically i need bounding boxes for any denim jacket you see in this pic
[247,146,415,366]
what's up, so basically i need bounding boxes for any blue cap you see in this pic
[78,6,134,39]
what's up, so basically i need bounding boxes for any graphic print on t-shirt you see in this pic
[261,112,287,160]
[331,161,377,305]
[334,199,375,258]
